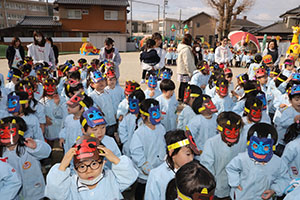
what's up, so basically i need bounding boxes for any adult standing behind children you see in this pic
[6,37,25,69]
[215,37,232,67]
[263,39,281,66]
[151,32,166,71]
[99,38,121,79]
[177,34,196,102]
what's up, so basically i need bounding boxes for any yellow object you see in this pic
[286,26,300,59]
[167,139,190,151]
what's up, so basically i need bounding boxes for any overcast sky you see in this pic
[127,0,299,26]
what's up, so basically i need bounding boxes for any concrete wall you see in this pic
[89,33,128,52]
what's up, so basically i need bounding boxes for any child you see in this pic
[177,84,202,130]
[190,60,210,92]
[88,69,117,137]
[226,123,290,200]
[224,68,234,95]
[232,73,249,101]
[24,76,43,101]
[80,106,121,169]
[200,111,244,199]
[45,135,138,200]
[204,70,223,98]
[187,95,218,152]
[145,129,200,200]
[0,157,21,199]
[248,54,262,80]
[172,47,177,66]
[140,39,161,83]
[165,48,173,66]
[7,91,44,141]
[5,68,22,92]
[156,79,178,131]
[282,59,295,77]
[212,78,234,114]
[118,90,145,156]
[104,69,125,117]
[0,116,51,200]
[144,70,162,99]
[208,48,215,65]
[158,67,173,91]
[59,91,93,153]
[57,64,71,95]
[130,98,167,200]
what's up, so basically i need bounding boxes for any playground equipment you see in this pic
[286,26,300,59]
[228,31,260,52]
[80,42,100,55]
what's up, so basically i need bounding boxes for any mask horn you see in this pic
[226,120,231,125]
[253,131,258,137]
[12,119,16,124]
[267,134,272,139]
[201,188,208,194]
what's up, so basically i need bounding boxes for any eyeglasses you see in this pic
[75,160,103,173]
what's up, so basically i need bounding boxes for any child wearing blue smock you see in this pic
[226,123,290,200]
[201,111,244,199]
[177,84,202,130]
[156,79,178,131]
[45,135,138,200]
[283,179,300,200]
[0,116,51,200]
[248,54,262,80]
[145,129,200,200]
[130,99,166,200]
[190,60,210,92]
[144,71,162,99]
[204,70,223,98]
[212,78,234,114]
[118,90,145,156]
[187,95,218,152]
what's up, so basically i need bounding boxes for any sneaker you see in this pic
[140,79,145,84]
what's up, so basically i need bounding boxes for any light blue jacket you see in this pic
[156,94,178,131]
[145,161,175,200]
[45,156,138,200]
[248,63,260,80]
[116,98,128,119]
[22,114,45,141]
[284,185,300,200]
[204,85,216,98]
[144,88,162,99]
[282,137,300,179]
[212,94,234,114]
[226,152,290,200]
[102,135,122,169]
[130,123,166,181]
[31,100,46,124]
[4,140,51,200]
[200,134,245,198]
[190,70,210,92]
[105,85,125,116]
[187,114,218,152]
[177,105,196,130]
[0,159,22,200]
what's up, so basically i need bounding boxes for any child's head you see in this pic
[24,76,38,92]
[256,91,267,111]
[269,67,280,78]
[165,129,200,170]
[43,78,57,96]
[192,95,217,117]
[73,135,105,185]
[197,60,210,75]
[224,68,233,83]
[244,97,263,123]
[15,80,34,100]
[289,85,300,112]
[284,59,295,71]
[7,91,35,116]
[175,160,216,200]
[247,123,278,163]
[89,70,107,92]
[146,70,158,89]
[128,90,146,115]
[139,98,161,126]
[183,85,202,106]
[58,64,70,77]
[274,73,287,88]
[68,70,81,82]
[78,58,88,68]
[253,54,262,64]
[64,79,84,98]
[242,80,260,99]
[208,70,224,89]
[7,68,22,82]
[80,107,106,141]
[236,73,249,86]
[19,64,32,78]
[36,68,49,83]
[217,112,243,146]
[161,67,173,80]
[255,68,268,85]
[262,54,273,68]
[160,79,175,99]
[284,121,300,144]
[90,59,100,69]
[106,69,117,88]
[124,80,140,97]
[66,91,93,115]
[215,78,229,98]
[146,39,156,49]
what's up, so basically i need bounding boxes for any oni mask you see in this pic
[67,91,86,108]
[18,83,33,99]
[291,85,300,96]
[177,187,214,200]
[148,104,161,125]
[292,73,300,82]
[216,82,228,97]
[65,79,80,92]
[125,81,139,95]
[161,71,171,80]
[129,97,139,114]
[78,58,87,68]
[0,120,23,146]
[36,70,48,82]
[90,70,105,83]
[7,70,13,81]
[247,133,274,163]
[106,69,116,79]
[82,107,106,128]
[7,95,20,113]
[256,93,267,110]
[198,97,218,114]
[73,135,101,166]
[185,127,201,155]
[183,86,191,103]
[245,103,262,122]
[43,79,57,96]
[147,75,158,89]
[217,120,241,145]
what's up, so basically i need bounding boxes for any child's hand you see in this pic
[237,185,243,191]
[98,145,120,165]
[46,116,53,126]
[53,94,60,105]
[261,190,275,200]
[280,104,287,109]
[24,138,37,149]
[149,90,155,98]
[118,115,124,122]
[59,138,65,148]
[294,115,300,123]
[286,74,293,82]
[59,147,76,171]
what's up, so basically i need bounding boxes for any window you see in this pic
[62,32,69,37]
[104,10,118,20]
[76,32,83,37]
[82,9,89,15]
[67,9,81,19]
[197,23,200,28]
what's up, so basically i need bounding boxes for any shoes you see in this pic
[140,79,145,84]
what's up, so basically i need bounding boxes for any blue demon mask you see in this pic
[161,71,171,80]
[247,133,274,163]
[256,93,267,110]
[147,75,158,88]
[82,107,106,128]
[148,104,161,125]
[7,94,28,113]
[7,70,13,81]
[292,73,300,82]
[291,85,300,96]
[90,70,105,83]
[129,97,139,114]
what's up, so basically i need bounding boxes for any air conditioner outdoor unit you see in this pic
[53,16,60,21]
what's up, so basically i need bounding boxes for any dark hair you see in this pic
[68,70,81,81]
[208,71,224,89]
[129,90,146,105]
[196,60,208,70]
[46,37,54,47]
[58,64,70,77]
[91,59,100,67]
[145,70,157,80]
[105,37,114,46]
[64,80,84,98]
[254,54,262,63]
[146,39,156,49]
[15,80,38,107]
[284,122,300,144]
[160,79,175,92]
[11,37,21,48]
[220,36,228,42]
[192,95,209,114]
[247,123,278,144]
[216,78,228,87]
[237,73,249,87]
[268,39,278,50]
[240,80,260,101]
[243,97,263,117]
[274,73,287,88]
[175,160,216,198]
[152,32,162,41]
[80,106,103,132]
[161,67,173,77]
[289,92,300,100]
[9,91,35,116]
[182,34,193,46]
[33,30,46,46]
[217,111,243,130]
[135,98,159,130]
[80,94,94,110]
[166,178,178,200]
[0,116,28,157]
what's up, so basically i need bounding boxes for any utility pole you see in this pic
[162,0,168,37]
[179,9,182,35]
[130,0,133,38]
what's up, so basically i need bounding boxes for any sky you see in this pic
[127,0,300,26]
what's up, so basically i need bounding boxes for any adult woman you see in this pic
[151,32,166,71]
[177,34,196,102]
[6,37,25,69]
[27,31,55,66]
[215,37,232,67]
[99,37,121,79]
[263,39,280,66]
[192,42,203,66]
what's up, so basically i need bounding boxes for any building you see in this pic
[183,12,217,46]
[127,20,146,34]
[144,18,181,38]
[230,16,261,32]
[0,0,52,29]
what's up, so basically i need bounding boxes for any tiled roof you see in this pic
[231,19,260,28]
[254,21,293,34]
[183,12,217,23]
[56,0,129,6]
[18,16,62,26]
[279,5,300,18]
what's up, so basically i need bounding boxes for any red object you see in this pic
[228,31,260,51]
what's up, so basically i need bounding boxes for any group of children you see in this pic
[1,47,300,200]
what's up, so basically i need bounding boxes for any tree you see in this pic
[205,0,255,39]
